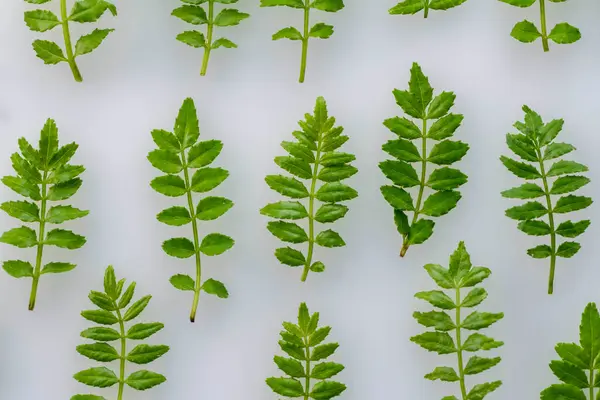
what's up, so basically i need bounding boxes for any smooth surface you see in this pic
[0,0,599,399]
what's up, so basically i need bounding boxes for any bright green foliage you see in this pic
[380,63,469,258]
[498,0,580,52]
[72,266,168,400]
[541,303,600,400]
[262,97,357,282]
[412,242,503,400]
[260,0,345,83]
[148,98,234,322]
[1,119,88,311]
[172,0,250,76]
[501,106,591,295]
[266,303,346,400]
[24,0,117,82]
[390,0,469,18]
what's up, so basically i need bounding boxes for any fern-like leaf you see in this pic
[501,106,591,294]
[1,118,88,310]
[411,242,503,400]
[262,96,358,282]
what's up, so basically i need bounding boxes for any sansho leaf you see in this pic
[148,98,234,322]
[1,119,87,311]
[263,97,357,282]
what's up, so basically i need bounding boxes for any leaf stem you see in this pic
[181,150,203,322]
[29,170,48,311]
[536,148,556,294]
[299,1,310,83]
[302,129,323,282]
[115,305,127,400]
[401,118,428,257]
[424,0,430,18]
[60,0,83,82]
[455,287,467,400]
[539,0,549,52]
[589,358,595,400]
[201,0,214,76]
[304,333,311,400]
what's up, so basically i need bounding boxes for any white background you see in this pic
[0,0,599,399]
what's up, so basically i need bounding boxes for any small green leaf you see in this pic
[540,384,586,400]
[549,23,582,44]
[73,367,118,388]
[505,201,547,220]
[549,360,588,388]
[24,10,60,32]
[1,201,39,222]
[261,201,308,220]
[81,327,120,342]
[427,168,467,190]
[311,343,339,361]
[427,92,456,120]
[202,279,229,298]
[148,150,183,174]
[518,220,551,236]
[408,219,435,245]
[315,182,358,202]
[157,206,191,226]
[550,176,590,195]
[428,114,463,140]
[274,356,305,378]
[200,233,234,256]
[275,247,305,267]
[528,245,553,259]
[81,310,118,325]
[315,230,345,248]
[190,167,229,192]
[125,370,166,390]
[428,140,469,165]
[464,356,501,375]
[461,312,504,330]
[501,183,545,199]
[123,295,151,321]
[314,204,348,223]
[383,117,422,139]
[554,195,592,214]
[273,27,303,40]
[310,381,347,399]
[127,323,165,340]
[177,30,206,48]
[1,226,38,248]
[150,175,187,197]
[310,23,334,39]
[500,156,540,179]
[214,8,249,26]
[196,197,233,220]
[77,343,119,362]
[544,143,575,160]
[411,332,456,354]
[45,229,86,249]
[127,344,169,364]
[461,288,488,308]
[266,175,309,199]
[169,274,195,291]
[266,377,305,397]
[511,20,541,43]
[172,5,208,24]
[556,242,581,258]
[75,28,114,56]
[413,311,455,331]
[311,362,344,379]
[162,238,196,258]
[547,161,588,177]
[379,160,420,187]
[421,191,461,217]
[556,220,590,238]
[415,290,456,309]
[187,140,223,168]
[3,260,34,278]
[212,38,237,49]
[425,366,459,382]
[383,139,421,162]
[310,261,325,272]
[311,0,345,12]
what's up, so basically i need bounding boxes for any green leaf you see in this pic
[73,367,118,388]
[381,186,414,211]
[499,0,535,6]
[408,63,433,117]
[24,10,60,32]
[75,28,114,56]
[125,370,166,390]
[556,242,581,258]
[461,288,488,308]
[505,201,547,220]
[428,114,463,140]
[81,327,120,342]
[540,384,586,400]
[310,261,325,272]
[118,282,136,309]
[511,20,541,43]
[202,279,229,298]
[172,5,208,24]
[555,343,589,369]
[311,343,339,361]
[315,230,345,248]
[415,290,456,309]
[273,27,303,41]
[394,210,410,236]
[427,92,455,120]
[48,165,85,184]
[214,8,249,26]
[310,23,334,39]
[281,142,315,163]
[127,323,165,340]
[260,0,304,7]
[174,98,200,148]
[275,156,312,179]
[169,274,195,291]
[200,233,234,256]
[461,266,491,288]
[275,247,305,267]
[196,197,233,220]
[389,0,425,15]
[188,140,223,168]
[392,90,422,119]
[123,295,151,321]
[413,311,455,331]
[1,201,39,222]
[318,165,357,182]
[461,312,504,330]
[81,310,118,325]
[467,381,502,399]
[428,140,469,165]
[462,333,503,352]
[89,291,115,311]
[379,160,420,187]
[47,178,83,201]
[310,381,347,399]
[127,344,169,364]
[547,161,588,177]
[274,356,305,378]
[544,143,575,160]
[464,356,501,375]
[268,221,308,243]
[151,175,187,197]
[500,156,540,179]
[506,134,537,162]
[266,175,309,199]
[314,204,348,223]
[408,219,434,245]
[69,0,117,22]
[556,220,590,238]
[177,30,206,48]
[518,220,551,236]
[0,226,37,248]
[311,0,345,12]
[148,150,183,174]
[549,360,588,388]
[315,182,358,202]
[383,139,421,162]
[46,205,89,224]
[429,0,468,10]
[383,117,422,139]
[212,38,237,49]
[528,245,553,259]
[550,176,590,195]
[427,168,467,190]
[411,332,456,354]
[266,377,305,397]
[549,23,582,44]
[554,195,592,213]
[501,183,544,199]
[425,366,460,382]
[421,191,461,217]
[190,167,229,192]
[157,206,191,226]
[539,118,564,146]
[2,176,41,200]
[151,129,180,151]
[45,229,86,249]
[77,343,119,362]
[311,362,344,379]
[261,201,308,220]
[3,260,34,278]
[163,238,196,258]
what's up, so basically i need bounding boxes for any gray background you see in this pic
[0,0,598,399]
